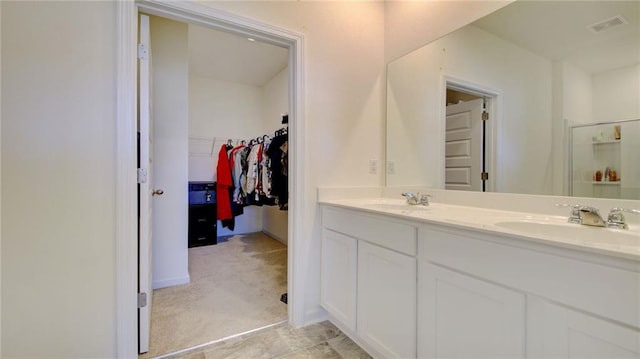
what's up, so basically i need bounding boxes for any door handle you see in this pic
[152,189,164,196]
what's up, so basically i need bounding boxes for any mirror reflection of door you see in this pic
[445,91,485,191]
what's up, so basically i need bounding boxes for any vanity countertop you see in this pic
[320,198,640,261]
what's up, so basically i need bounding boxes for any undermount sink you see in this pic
[494,220,640,246]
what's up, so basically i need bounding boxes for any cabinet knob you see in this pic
[152,189,164,196]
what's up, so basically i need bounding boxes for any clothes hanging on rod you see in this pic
[216,144,233,227]
[265,129,288,210]
[214,126,289,228]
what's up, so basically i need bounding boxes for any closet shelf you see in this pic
[592,181,621,185]
[591,140,620,145]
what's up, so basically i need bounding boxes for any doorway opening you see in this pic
[443,78,499,192]
[138,12,291,357]
[120,2,305,357]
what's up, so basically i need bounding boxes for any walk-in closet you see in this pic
[139,14,290,358]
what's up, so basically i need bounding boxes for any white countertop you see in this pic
[320,198,640,261]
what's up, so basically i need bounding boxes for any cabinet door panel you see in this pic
[358,241,417,359]
[321,229,357,331]
[528,297,640,358]
[418,262,525,358]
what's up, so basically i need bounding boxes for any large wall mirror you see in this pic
[386,1,639,200]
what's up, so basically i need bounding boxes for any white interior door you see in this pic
[445,98,484,191]
[138,13,153,355]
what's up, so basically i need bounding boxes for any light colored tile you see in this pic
[173,350,207,359]
[277,321,341,352]
[327,334,372,359]
[278,342,342,359]
[203,328,291,359]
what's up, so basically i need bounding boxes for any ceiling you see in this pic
[188,24,289,87]
[186,2,637,83]
[473,1,639,74]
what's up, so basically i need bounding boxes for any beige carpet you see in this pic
[140,232,288,358]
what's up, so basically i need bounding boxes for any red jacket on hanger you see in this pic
[216,145,233,221]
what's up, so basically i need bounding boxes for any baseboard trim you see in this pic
[301,306,329,327]
[263,229,288,246]
[152,275,190,289]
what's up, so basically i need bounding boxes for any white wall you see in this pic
[561,62,594,126]
[149,16,190,289]
[387,24,554,195]
[551,61,593,195]
[1,1,116,357]
[262,68,289,244]
[189,75,262,181]
[262,67,289,134]
[593,64,640,122]
[189,76,264,150]
[188,75,263,182]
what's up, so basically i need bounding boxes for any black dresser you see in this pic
[188,182,217,247]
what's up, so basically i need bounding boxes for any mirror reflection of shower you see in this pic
[570,119,640,199]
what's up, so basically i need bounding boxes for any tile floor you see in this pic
[162,321,371,359]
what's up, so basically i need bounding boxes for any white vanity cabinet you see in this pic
[320,228,358,331]
[320,202,640,359]
[419,225,640,359]
[358,240,416,359]
[321,206,417,359]
[527,296,640,358]
[418,262,526,358]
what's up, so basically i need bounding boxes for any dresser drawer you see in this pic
[189,204,215,224]
[189,204,216,247]
[323,206,417,256]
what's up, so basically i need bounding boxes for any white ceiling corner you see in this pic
[188,24,289,87]
[472,1,640,74]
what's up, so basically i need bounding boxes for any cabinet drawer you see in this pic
[323,207,417,256]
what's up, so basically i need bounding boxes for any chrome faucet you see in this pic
[402,192,430,206]
[556,204,606,227]
[607,208,640,230]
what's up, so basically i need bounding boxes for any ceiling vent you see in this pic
[587,15,628,33]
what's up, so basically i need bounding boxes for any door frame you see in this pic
[442,76,500,192]
[116,1,306,357]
